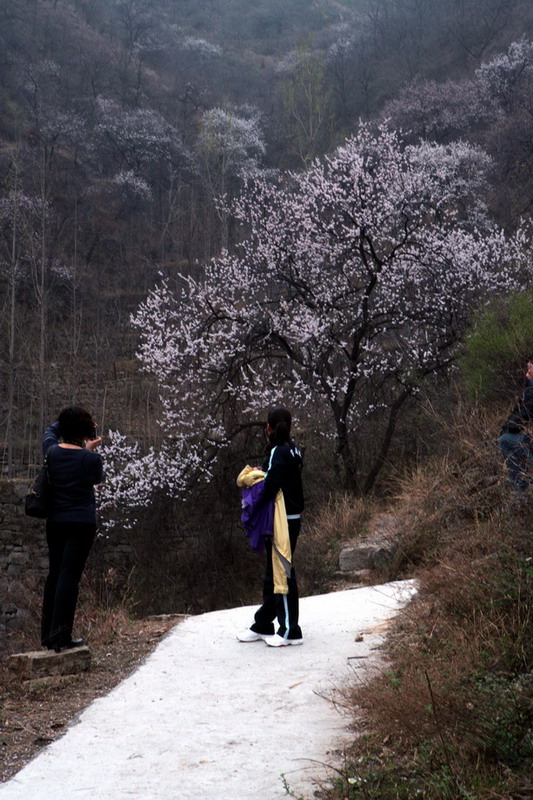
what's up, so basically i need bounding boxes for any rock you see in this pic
[0,479,29,504]
[339,513,399,573]
[338,513,399,574]
[332,568,373,584]
[339,540,394,572]
[1,605,31,630]
[7,551,29,566]
[8,646,91,679]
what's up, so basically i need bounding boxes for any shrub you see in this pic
[459,291,533,404]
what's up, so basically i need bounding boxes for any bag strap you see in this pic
[43,452,50,482]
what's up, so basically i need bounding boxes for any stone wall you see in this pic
[0,480,48,633]
[0,479,135,635]
[0,480,48,574]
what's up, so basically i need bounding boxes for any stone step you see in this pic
[8,646,91,679]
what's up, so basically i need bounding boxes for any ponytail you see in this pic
[267,406,292,449]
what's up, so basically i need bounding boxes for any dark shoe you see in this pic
[45,636,86,652]
[42,635,62,651]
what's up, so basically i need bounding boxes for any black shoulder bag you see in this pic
[25,455,50,519]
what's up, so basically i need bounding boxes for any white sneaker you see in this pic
[264,634,304,647]
[236,629,270,642]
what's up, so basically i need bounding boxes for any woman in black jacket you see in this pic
[237,407,304,647]
[41,406,104,651]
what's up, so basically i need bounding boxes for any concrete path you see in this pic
[0,581,416,800]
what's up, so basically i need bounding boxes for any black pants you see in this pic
[41,521,96,647]
[251,518,302,640]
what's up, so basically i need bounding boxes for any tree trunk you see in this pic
[39,152,48,441]
[6,166,18,477]
[334,413,359,493]
[363,388,412,494]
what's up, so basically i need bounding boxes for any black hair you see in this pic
[267,406,293,448]
[57,406,95,445]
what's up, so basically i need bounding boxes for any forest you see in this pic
[0,0,532,493]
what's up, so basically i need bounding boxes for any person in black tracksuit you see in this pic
[237,407,304,647]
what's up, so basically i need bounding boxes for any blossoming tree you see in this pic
[382,39,533,145]
[99,124,528,516]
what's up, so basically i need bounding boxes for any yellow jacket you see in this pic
[237,465,292,594]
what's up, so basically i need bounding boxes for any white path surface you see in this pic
[0,581,416,800]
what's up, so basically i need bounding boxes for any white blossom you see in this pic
[181,37,222,58]
[103,124,531,516]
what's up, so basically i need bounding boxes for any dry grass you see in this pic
[0,571,142,657]
[307,493,372,543]
[376,405,514,580]
[296,492,377,595]
[313,407,533,800]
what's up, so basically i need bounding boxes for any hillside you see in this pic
[1,0,532,479]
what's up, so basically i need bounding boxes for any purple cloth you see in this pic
[240,481,274,553]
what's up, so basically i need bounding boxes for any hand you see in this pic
[85,437,102,451]
[526,362,533,380]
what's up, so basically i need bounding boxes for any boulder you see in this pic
[339,540,394,571]
[338,513,399,573]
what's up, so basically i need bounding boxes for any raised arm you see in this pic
[42,421,60,456]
